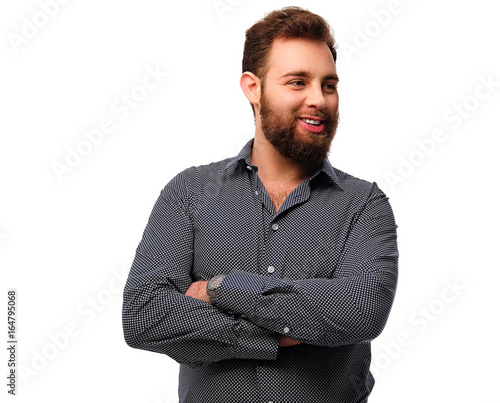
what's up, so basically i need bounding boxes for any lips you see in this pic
[298,116,326,133]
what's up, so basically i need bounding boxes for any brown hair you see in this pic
[242,6,337,81]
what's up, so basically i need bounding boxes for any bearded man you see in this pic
[123,7,398,403]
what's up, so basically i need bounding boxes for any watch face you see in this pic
[208,274,225,290]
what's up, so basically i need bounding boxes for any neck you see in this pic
[250,130,316,186]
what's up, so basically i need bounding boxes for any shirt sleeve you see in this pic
[216,182,398,347]
[122,172,280,366]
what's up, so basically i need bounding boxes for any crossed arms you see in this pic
[122,171,398,366]
[185,279,301,347]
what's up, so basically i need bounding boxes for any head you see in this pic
[242,7,337,92]
[241,7,339,165]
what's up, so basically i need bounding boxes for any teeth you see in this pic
[302,118,321,126]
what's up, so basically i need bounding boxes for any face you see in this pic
[257,38,339,165]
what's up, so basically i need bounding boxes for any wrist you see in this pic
[206,274,226,304]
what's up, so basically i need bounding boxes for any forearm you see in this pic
[215,184,398,347]
[216,265,396,347]
[185,278,302,348]
[123,252,280,365]
[122,177,282,365]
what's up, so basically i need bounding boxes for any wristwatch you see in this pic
[206,274,226,304]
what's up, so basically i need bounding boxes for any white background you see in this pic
[1,0,499,402]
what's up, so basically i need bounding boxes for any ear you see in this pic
[240,71,261,107]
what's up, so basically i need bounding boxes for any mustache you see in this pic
[295,110,331,120]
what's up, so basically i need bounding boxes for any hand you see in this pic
[185,280,211,303]
[279,335,302,347]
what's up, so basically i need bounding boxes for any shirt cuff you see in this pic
[217,269,266,317]
[234,319,280,361]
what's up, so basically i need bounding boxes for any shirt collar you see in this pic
[223,139,254,171]
[223,138,344,190]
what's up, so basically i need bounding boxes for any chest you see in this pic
[261,178,303,213]
[265,185,294,212]
[190,182,353,282]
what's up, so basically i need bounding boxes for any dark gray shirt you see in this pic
[122,139,399,403]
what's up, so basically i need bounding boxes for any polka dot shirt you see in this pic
[122,139,399,402]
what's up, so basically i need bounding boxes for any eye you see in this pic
[323,83,337,93]
[289,80,305,88]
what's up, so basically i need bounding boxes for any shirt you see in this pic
[122,139,399,403]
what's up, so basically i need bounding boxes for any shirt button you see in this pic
[246,165,252,170]
[271,223,279,231]
[267,266,275,273]
[255,190,259,196]
[283,327,290,334]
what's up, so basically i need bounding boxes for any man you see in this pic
[123,7,398,403]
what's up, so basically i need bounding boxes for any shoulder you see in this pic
[323,164,395,221]
[330,165,386,198]
[160,155,237,202]
[171,156,235,187]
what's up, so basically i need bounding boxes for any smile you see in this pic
[300,118,322,126]
[298,117,326,133]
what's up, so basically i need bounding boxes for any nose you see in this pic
[305,83,327,110]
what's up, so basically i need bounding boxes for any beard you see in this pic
[259,91,339,166]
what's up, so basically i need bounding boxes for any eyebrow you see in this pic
[281,71,339,82]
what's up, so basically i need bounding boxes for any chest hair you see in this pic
[266,186,294,212]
